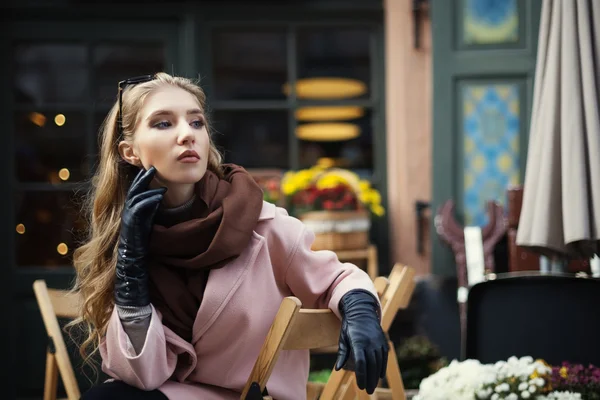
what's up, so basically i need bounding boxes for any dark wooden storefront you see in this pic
[1,1,387,398]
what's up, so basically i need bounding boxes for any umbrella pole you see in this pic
[540,256,567,273]
[550,257,567,273]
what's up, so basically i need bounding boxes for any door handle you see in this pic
[415,200,431,254]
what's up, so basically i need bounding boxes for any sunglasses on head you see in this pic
[116,74,156,142]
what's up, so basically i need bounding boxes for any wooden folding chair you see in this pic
[319,264,416,400]
[241,296,342,400]
[33,280,82,400]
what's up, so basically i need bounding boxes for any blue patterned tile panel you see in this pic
[463,0,519,44]
[463,83,520,226]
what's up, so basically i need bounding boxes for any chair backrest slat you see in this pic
[380,264,416,332]
[46,288,81,319]
[244,265,417,400]
[319,264,416,400]
[241,296,343,399]
[241,297,302,398]
[373,276,390,302]
[284,309,341,350]
[33,280,82,400]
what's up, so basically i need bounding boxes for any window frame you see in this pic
[1,4,387,395]
[4,3,388,284]
[204,21,384,177]
[7,19,181,283]
[201,18,389,273]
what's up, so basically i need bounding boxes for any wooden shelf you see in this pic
[334,248,370,259]
[334,244,378,280]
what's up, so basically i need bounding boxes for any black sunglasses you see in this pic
[116,74,156,141]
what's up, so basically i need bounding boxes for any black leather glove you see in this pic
[335,289,388,394]
[114,166,166,307]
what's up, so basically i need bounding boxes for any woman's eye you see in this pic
[154,121,171,129]
[191,120,205,129]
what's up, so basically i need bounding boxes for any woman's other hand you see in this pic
[114,166,166,307]
[335,289,388,394]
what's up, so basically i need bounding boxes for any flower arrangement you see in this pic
[281,163,385,217]
[414,356,591,400]
[414,359,498,400]
[473,357,553,399]
[547,362,600,399]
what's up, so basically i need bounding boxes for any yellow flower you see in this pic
[371,204,385,216]
[282,165,329,196]
[359,179,371,192]
[297,170,312,182]
[359,188,381,206]
[316,174,347,190]
[287,170,313,191]
[359,190,371,204]
[536,359,550,367]
[281,181,296,196]
[559,366,568,379]
[310,165,326,174]
[368,189,381,205]
[530,360,550,380]
[283,171,295,181]
[281,166,385,217]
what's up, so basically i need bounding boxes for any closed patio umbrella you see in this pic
[517,0,600,260]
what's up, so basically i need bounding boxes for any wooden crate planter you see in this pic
[299,210,370,251]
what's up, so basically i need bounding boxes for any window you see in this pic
[212,110,289,169]
[9,19,385,268]
[209,25,381,180]
[12,40,167,267]
[212,29,287,101]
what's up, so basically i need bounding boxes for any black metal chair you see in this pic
[464,272,600,366]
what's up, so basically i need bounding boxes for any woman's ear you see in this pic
[118,141,142,167]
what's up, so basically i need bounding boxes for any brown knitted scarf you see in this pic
[147,164,263,341]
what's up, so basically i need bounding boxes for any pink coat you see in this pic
[100,201,378,400]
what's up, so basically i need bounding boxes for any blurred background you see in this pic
[2,2,393,398]
[6,0,596,399]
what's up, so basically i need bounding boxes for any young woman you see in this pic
[74,72,387,400]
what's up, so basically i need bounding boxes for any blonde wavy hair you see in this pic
[69,72,222,374]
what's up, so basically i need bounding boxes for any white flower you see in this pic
[541,391,582,400]
[415,356,553,400]
[529,385,536,393]
[494,383,510,392]
[535,377,545,387]
[414,359,496,400]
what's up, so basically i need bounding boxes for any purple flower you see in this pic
[548,362,600,399]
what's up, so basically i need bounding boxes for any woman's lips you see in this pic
[177,150,200,163]
[179,156,199,163]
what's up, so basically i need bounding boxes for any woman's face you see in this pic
[122,85,210,185]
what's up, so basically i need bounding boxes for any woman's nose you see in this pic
[177,123,195,145]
